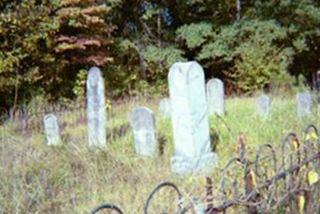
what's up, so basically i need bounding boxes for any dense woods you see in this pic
[0,0,320,107]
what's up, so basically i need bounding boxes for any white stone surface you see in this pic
[256,95,270,119]
[87,67,106,149]
[297,92,312,118]
[207,78,225,116]
[158,98,171,118]
[43,114,61,146]
[130,107,157,156]
[168,61,218,174]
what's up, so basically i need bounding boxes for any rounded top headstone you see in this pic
[207,78,224,96]
[168,61,204,82]
[130,107,155,130]
[257,94,270,103]
[297,92,311,100]
[88,67,102,88]
[207,78,223,86]
[44,113,56,122]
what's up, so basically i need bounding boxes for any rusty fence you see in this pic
[0,103,132,143]
[91,124,320,214]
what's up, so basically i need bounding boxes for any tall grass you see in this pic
[0,95,319,213]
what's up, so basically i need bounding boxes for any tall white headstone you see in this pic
[168,61,218,174]
[87,67,106,149]
[256,95,270,119]
[130,107,157,156]
[43,114,61,146]
[296,92,312,118]
[207,78,225,116]
[158,98,171,118]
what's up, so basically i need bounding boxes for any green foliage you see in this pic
[0,0,118,106]
[72,69,87,98]
[143,45,185,71]
[1,0,320,105]
[176,22,213,49]
[0,0,59,106]
[178,19,302,92]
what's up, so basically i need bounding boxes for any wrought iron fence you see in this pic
[91,124,320,213]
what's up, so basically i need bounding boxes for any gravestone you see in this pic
[207,78,225,116]
[158,98,171,118]
[87,67,106,149]
[130,107,157,156]
[256,95,270,119]
[296,92,312,118]
[43,114,61,145]
[168,61,218,174]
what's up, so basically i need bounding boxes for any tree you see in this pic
[55,0,114,67]
[0,0,59,109]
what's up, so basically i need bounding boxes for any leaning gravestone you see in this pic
[256,95,270,119]
[87,67,106,149]
[168,61,218,174]
[158,98,171,118]
[207,78,225,116]
[296,92,312,118]
[130,107,157,156]
[43,114,61,145]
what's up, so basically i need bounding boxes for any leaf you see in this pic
[292,140,299,151]
[267,169,275,178]
[249,169,257,187]
[308,171,319,186]
[298,195,305,214]
[176,22,213,49]
[305,132,318,141]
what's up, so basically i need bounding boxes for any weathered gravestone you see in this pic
[43,114,61,145]
[87,67,106,149]
[256,95,271,119]
[296,92,312,118]
[168,61,218,174]
[207,78,225,116]
[9,106,29,133]
[130,107,157,156]
[158,98,171,118]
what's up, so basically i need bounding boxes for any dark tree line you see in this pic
[0,0,320,108]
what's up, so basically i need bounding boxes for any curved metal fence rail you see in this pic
[89,124,320,213]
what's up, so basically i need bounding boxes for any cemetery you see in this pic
[1,62,320,213]
[0,1,320,213]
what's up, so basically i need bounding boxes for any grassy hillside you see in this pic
[0,96,319,213]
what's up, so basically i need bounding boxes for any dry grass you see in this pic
[0,95,319,213]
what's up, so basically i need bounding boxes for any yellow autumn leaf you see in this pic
[305,132,318,141]
[298,195,305,214]
[292,140,299,151]
[267,169,275,178]
[308,171,319,185]
[250,170,257,187]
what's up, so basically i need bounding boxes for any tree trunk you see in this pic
[236,0,241,21]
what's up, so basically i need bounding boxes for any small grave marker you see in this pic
[130,107,157,156]
[43,114,61,145]
[256,95,270,119]
[207,78,225,116]
[297,92,312,118]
